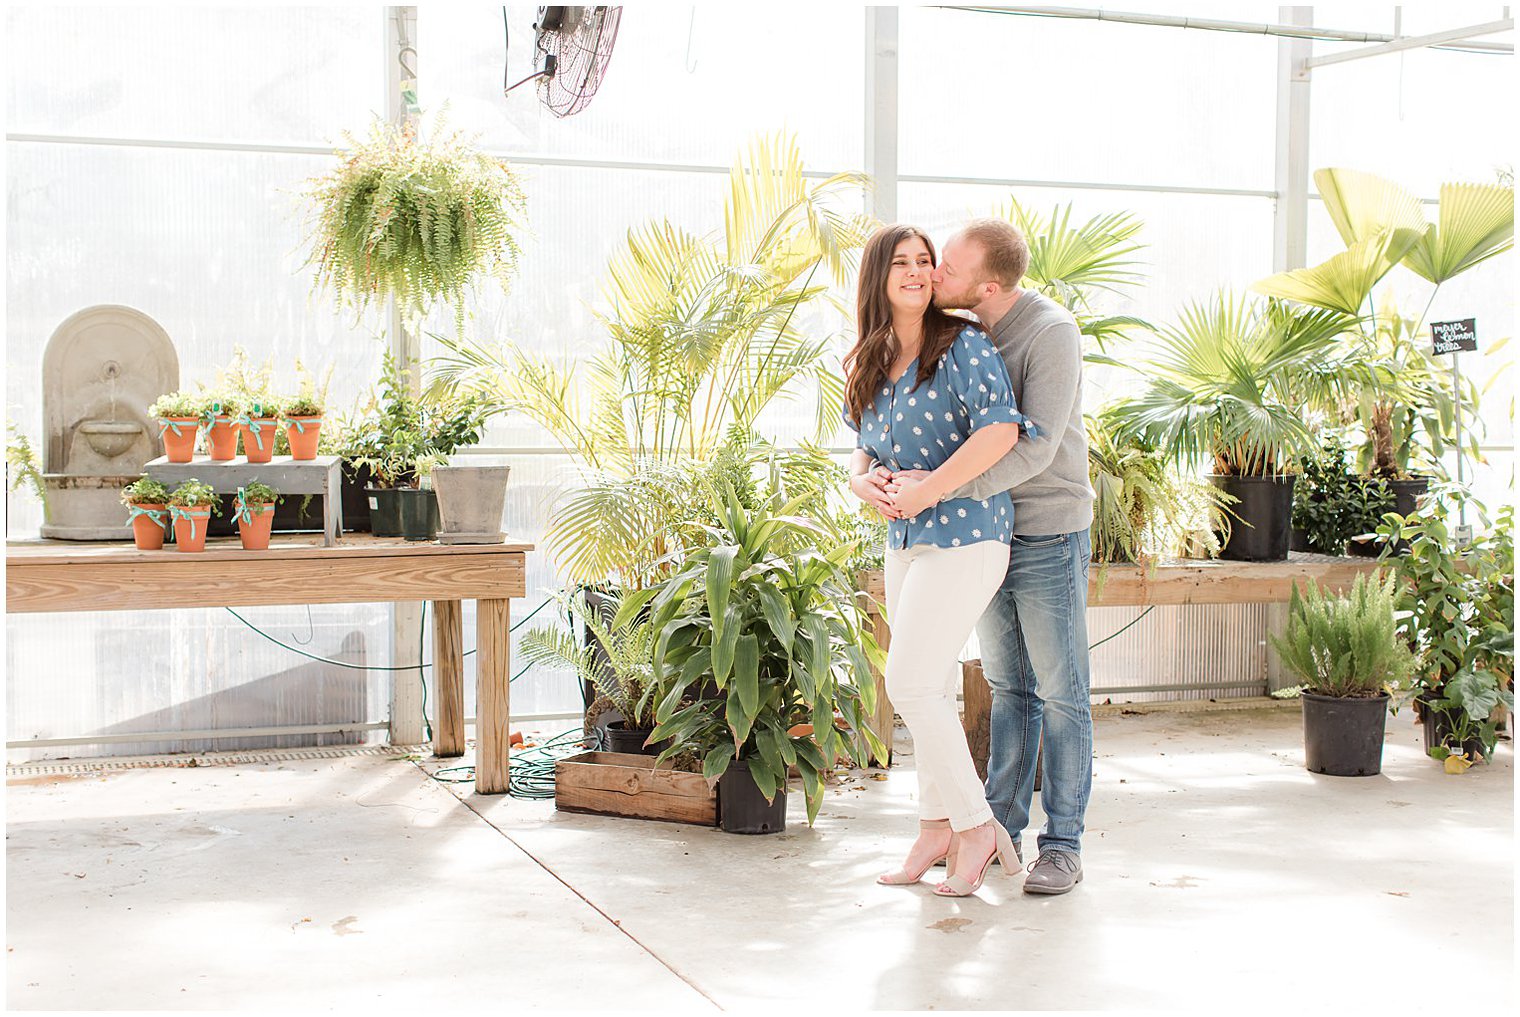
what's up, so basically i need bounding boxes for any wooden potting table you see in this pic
[5,536,534,793]
[857,551,1387,766]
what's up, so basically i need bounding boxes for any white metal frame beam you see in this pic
[1272,6,1313,272]
[864,7,899,224]
[1306,17,1514,68]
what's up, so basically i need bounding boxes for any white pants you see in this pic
[884,540,1011,832]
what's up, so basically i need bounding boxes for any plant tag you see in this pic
[1454,524,1474,545]
[1431,319,1477,355]
[369,497,378,510]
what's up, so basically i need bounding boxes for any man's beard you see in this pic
[932,288,978,310]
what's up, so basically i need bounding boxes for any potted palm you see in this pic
[233,481,281,551]
[167,479,220,553]
[1106,294,1352,561]
[1379,490,1514,768]
[1254,168,1512,553]
[148,392,204,463]
[1270,573,1417,776]
[522,589,660,753]
[620,484,887,834]
[120,477,171,550]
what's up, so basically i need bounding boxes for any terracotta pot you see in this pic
[239,417,279,463]
[284,417,322,460]
[238,504,277,550]
[128,503,170,550]
[172,505,214,552]
[158,417,201,463]
[207,416,240,461]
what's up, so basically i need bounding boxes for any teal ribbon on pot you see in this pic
[285,417,316,433]
[169,504,207,541]
[237,411,273,450]
[232,487,275,525]
[124,504,167,527]
[159,418,198,438]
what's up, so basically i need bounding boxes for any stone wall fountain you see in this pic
[40,305,179,540]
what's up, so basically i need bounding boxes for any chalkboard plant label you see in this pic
[1431,318,1477,355]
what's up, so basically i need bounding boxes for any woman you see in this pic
[844,224,1034,897]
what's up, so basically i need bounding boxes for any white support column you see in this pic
[385,5,428,746]
[1272,6,1313,272]
[864,7,899,225]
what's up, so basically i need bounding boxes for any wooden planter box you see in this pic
[554,751,718,827]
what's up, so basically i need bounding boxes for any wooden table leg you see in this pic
[475,597,512,794]
[867,605,894,767]
[432,599,465,757]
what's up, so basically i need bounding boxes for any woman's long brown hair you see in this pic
[843,224,967,427]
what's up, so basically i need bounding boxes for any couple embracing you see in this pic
[843,220,1094,899]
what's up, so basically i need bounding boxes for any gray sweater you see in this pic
[946,291,1094,535]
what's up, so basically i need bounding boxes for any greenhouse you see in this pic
[4,4,1514,1011]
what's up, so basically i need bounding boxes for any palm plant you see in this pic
[1105,293,1353,477]
[432,133,874,587]
[520,588,658,732]
[1000,199,1151,352]
[1253,168,1512,479]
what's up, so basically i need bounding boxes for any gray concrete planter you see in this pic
[432,464,511,544]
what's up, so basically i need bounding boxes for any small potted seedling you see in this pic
[148,392,204,463]
[167,479,221,553]
[202,392,242,461]
[238,398,282,464]
[120,477,172,550]
[233,480,281,550]
[281,393,325,461]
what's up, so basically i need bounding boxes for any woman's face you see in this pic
[885,235,934,316]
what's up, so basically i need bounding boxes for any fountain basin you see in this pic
[78,420,144,459]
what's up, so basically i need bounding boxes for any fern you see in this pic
[1269,573,1418,698]
[302,111,527,335]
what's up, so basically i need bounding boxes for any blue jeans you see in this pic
[977,529,1093,856]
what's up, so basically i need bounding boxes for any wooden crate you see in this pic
[554,751,718,827]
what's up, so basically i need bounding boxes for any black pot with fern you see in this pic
[1270,574,1416,776]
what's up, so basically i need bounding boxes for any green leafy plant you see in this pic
[120,477,170,505]
[1269,573,1417,698]
[1379,488,1514,762]
[7,423,46,507]
[346,351,487,488]
[148,392,206,419]
[168,479,222,513]
[617,484,887,824]
[282,396,324,417]
[1292,435,1393,553]
[303,111,527,335]
[238,481,280,506]
[432,133,874,588]
[521,589,659,732]
[1104,293,1353,477]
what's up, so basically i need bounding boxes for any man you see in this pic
[875,218,1094,895]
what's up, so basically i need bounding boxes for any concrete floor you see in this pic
[6,705,1514,1011]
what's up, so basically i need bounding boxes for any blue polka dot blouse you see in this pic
[847,325,1038,551]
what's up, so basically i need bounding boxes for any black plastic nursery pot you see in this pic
[341,461,375,533]
[718,763,788,835]
[1210,474,1296,562]
[1418,694,1487,761]
[1348,475,1429,557]
[603,722,660,755]
[1302,691,1390,776]
[366,487,402,537]
[395,488,440,541]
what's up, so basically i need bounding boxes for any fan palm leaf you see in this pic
[1002,200,1146,310]
[1402,181,1514,283]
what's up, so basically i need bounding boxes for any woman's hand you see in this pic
[850,465,902,520]
[887,473,939,520]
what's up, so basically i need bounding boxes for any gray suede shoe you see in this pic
[1023,850,1082,895]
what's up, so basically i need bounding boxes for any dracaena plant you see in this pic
[615,484,887,825]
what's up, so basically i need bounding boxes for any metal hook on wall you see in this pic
[291,603,315,646]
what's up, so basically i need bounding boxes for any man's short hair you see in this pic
[958,218,1029,289]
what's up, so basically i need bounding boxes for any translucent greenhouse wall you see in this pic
[6,6,1513,759]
